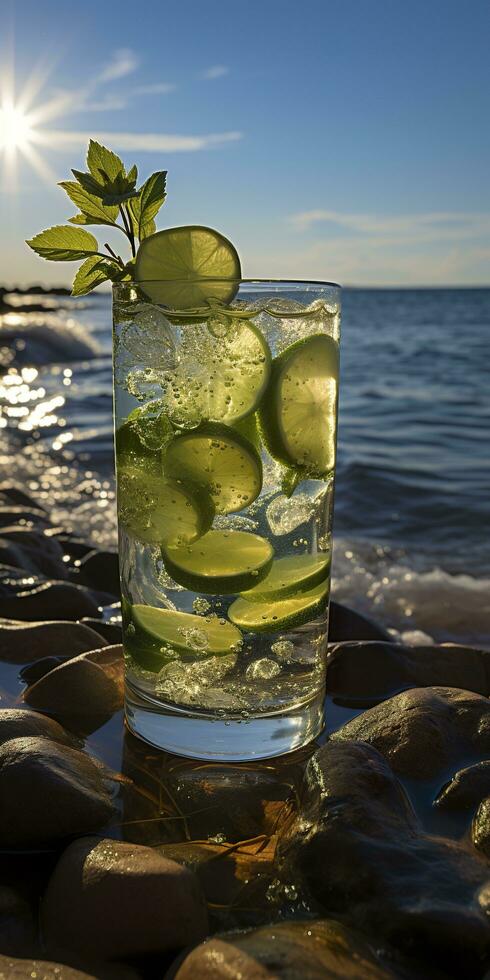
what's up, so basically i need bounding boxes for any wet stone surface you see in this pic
[0,493,487,977]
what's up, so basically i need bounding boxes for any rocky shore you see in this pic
[0,480,488,978]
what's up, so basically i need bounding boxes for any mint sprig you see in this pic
[26,139,168,295]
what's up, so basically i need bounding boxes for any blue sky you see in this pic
[1,0,489,286]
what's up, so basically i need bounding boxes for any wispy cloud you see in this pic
[133,82,177,96]
[200,65,229,80]
[251,209,490,285]
[36,129,243,152]
[290,209,490,244]
[98,48,139,83]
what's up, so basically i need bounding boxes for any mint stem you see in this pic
[104,243,124,266]
[119,204,136,258]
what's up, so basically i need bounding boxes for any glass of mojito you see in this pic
[24,142,340,759]
[114,231,340,760]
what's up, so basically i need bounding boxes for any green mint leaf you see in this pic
[73,167,137,204]
[87,140,125,183]
[72,256,121,296]
[101,187,139,206]
[72,169,107,198]
[59,180,119,226]
[127,163,138,184]
[129,171,166,240]
[26,225,99,262]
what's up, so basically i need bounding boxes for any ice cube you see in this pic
[246,658,281,680]
[121,306,177,368]
[155,653,237,701]
[266,493,315,535]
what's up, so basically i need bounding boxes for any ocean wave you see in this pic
[1,311,99,366]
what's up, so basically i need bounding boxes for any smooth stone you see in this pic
[0,737,115,846]
[168,919,431,980]
[278,740,490,969]
[0,708,78,748]
[330,686,490,778]
[24,646,123,735]
[0,955,139,979]
[0,620,108,663]
[79,618,123,644]
[52,536,96,560]
[328,601,391,642]
[0,485,47,513]
[0,886,37,956]
[327,641,490,705]
[77,551,120,598]
[0,507,51,528]
[473,799,490,859]
[42,836,209,961]
[0,538,67,580]
[435,762,490,811]
[0,581,100,621]
[20,657,67,685]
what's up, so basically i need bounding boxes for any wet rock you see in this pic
[0,737,115,846]
[0,955,138,979]
[42,836,208,961]
[0,886,37,956]
[328,601,391,642]
[0,620,108,663]
[79,618,123,644]
[0,506,51,529]
[435,762,490,811]
[328,641,490,706]
[0,534,67,580]
[78,551,120,597]
[53,536,95,560]
[0,708,78,748]
[169,918,430,980]
[24,646,123,735]
[279,740,490,970]
[473,799,490,859]
[0,581,100,621]
[0,485,47,513]
[330,686,490,778]
[20,657,70,685]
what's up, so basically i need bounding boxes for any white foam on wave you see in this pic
[1,311,99,365]
[332,536,490,647]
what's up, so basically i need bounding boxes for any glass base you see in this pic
[124,682,325,761]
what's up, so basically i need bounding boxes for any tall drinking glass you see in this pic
[112,280,340,760]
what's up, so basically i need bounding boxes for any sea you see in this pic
[1,287,489,647]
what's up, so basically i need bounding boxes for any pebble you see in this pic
[42,836,209,961]
[0,736,115,846]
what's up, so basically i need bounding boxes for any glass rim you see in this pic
[112,277,341,289]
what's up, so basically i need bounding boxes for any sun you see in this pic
[0,102,34,150]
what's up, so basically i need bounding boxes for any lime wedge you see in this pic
[134,226,241,309]
[228,579,329,632]
[118,467,214,546]
[163,321,271,427]
[259,334,339,478]
[163,529,274,594]
[164,422,262,515]
[240,554,330,602]
[132,604,242,656]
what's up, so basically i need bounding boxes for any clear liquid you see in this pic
[113,290,340,720]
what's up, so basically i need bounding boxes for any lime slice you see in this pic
[132,604,242,656]
[240,554,330,602]
[163,321,271,427]
[164,423,262,515]
[232,412,261,451]
[259,334,339,478]
[118,467,214,546]
[162,529,274,593]
[228,579,329,632]
[134,226,241,309]
[116,410,172,475]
